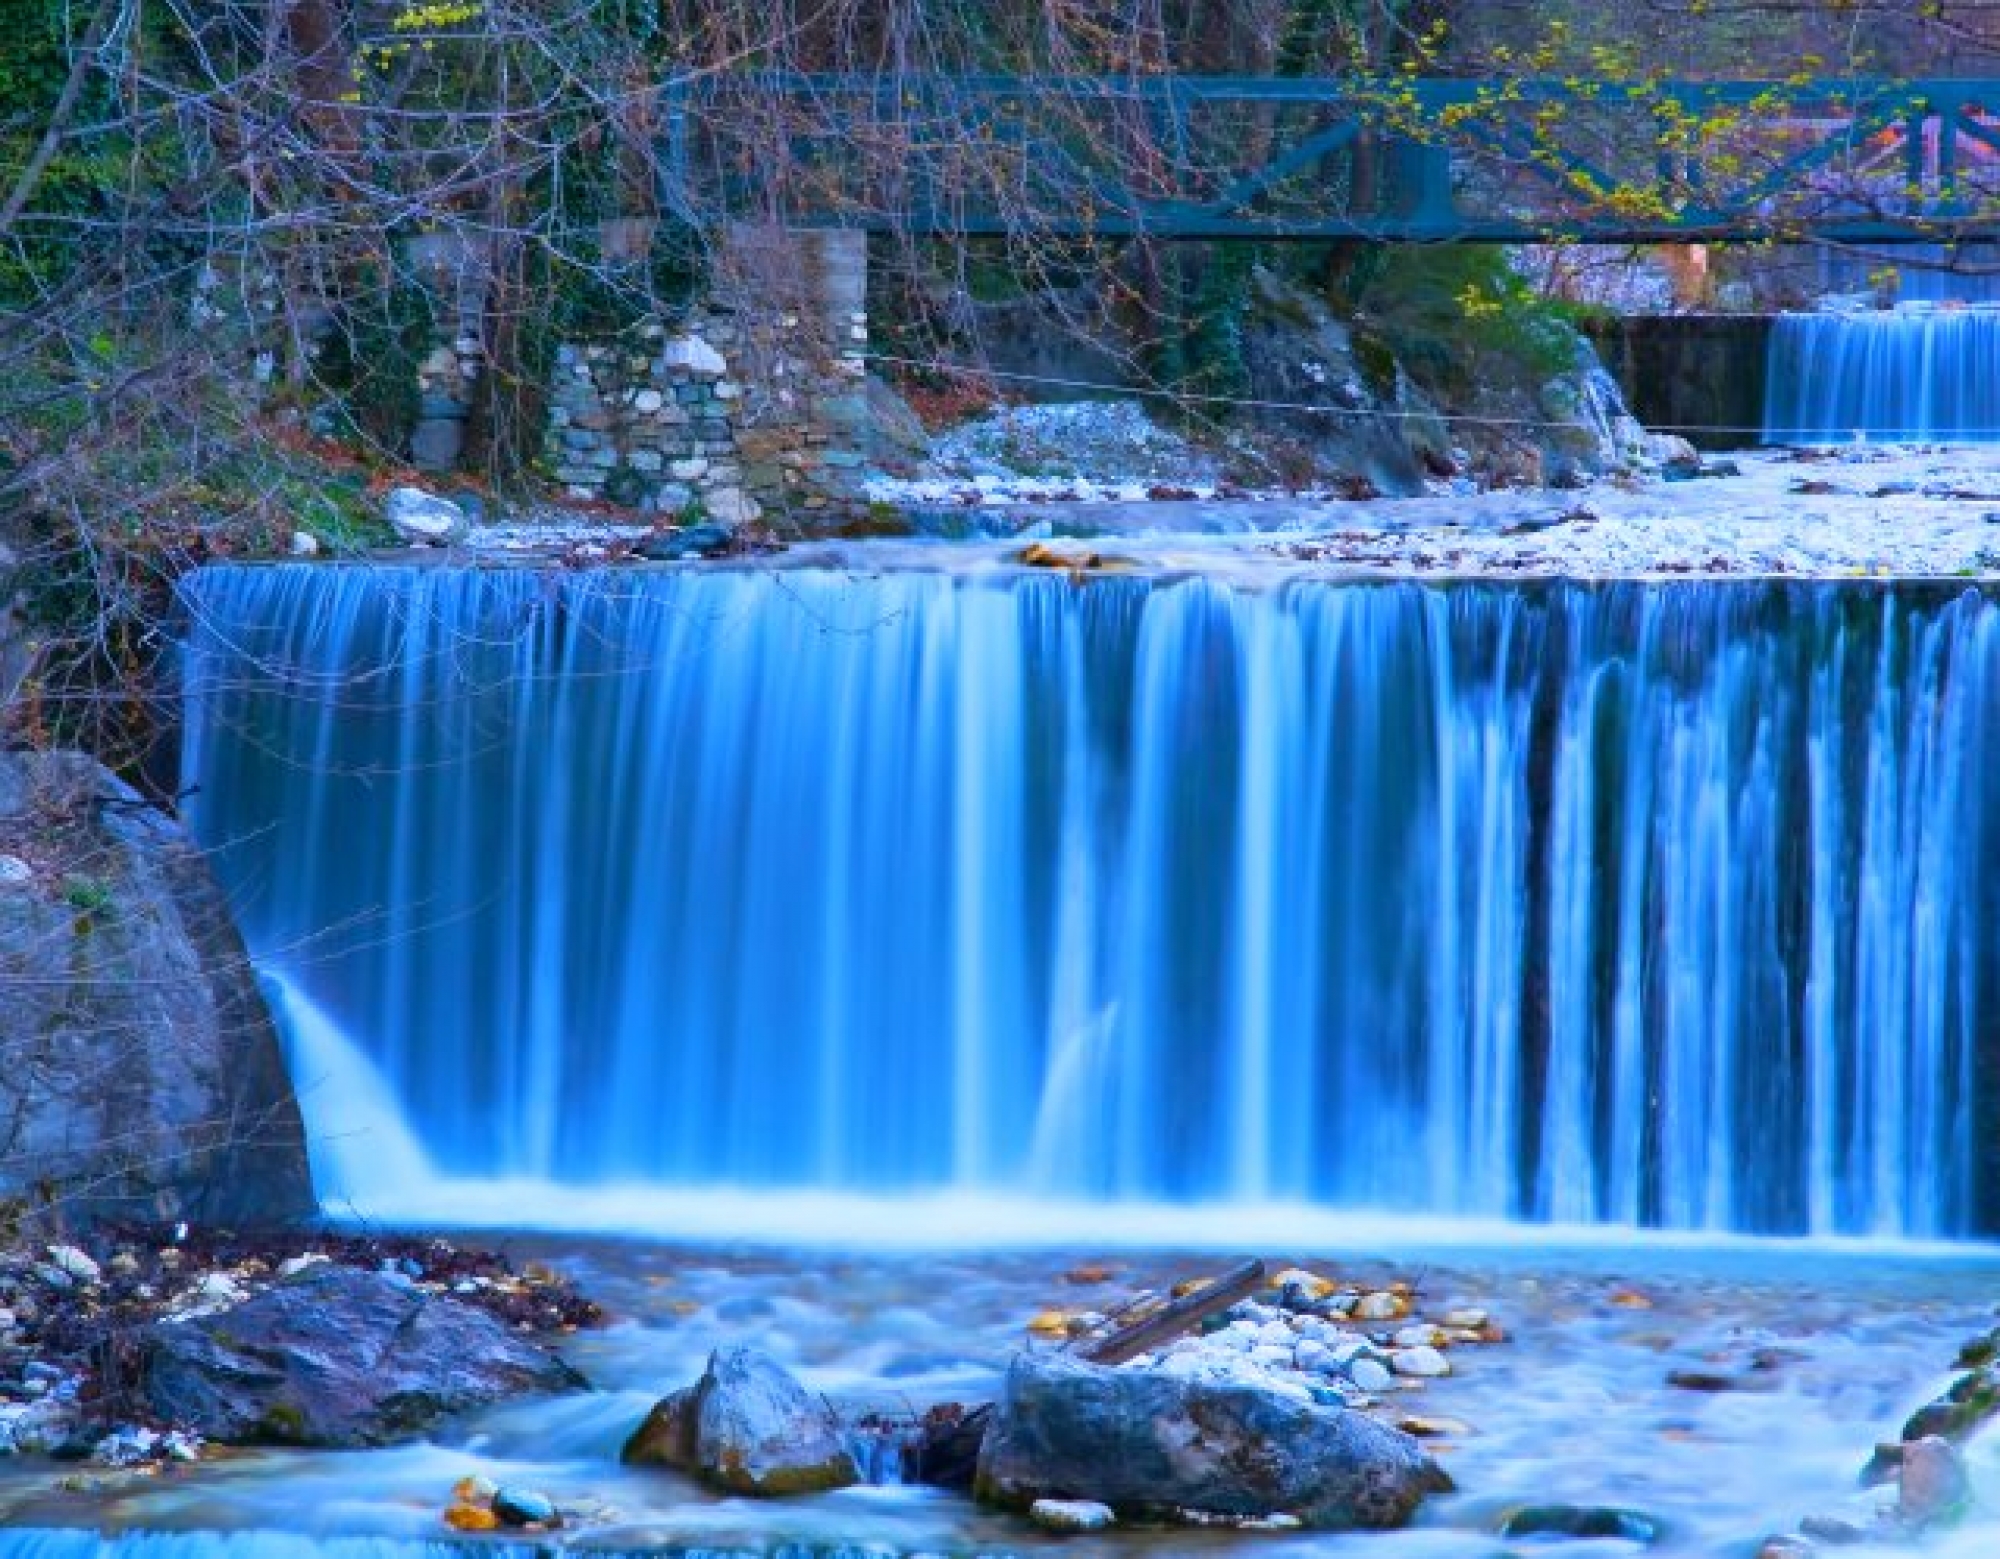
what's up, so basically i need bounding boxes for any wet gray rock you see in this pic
[1500,1505,1665,1544]
[0,750,311,1225]
[637,522,733,561]
[1898,1436,1970,1529]
[621,1384,699,1470]
[140,1265,584,1446]
[623,1346,857,1496]
[975,1350,1451,1529]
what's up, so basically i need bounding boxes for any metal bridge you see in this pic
[665,75,2000,243]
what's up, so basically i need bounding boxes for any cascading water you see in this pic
[178,564,2000,1239]
[1764,307,2000,442]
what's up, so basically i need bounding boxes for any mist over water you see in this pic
[180,565,2000,1240]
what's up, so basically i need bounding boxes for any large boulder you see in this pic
[140,1265,586,1446]
[0,750,311,1225]
[975,1351,1451,1530]
[623,1345,857,1496]
[384,487,469,546]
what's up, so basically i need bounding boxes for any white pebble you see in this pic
[1031,1498,1115,1532]
[1348,1357,1394,1392]
[1392,1346,1450,1378]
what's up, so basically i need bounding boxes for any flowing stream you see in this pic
[10,552,1999,1559]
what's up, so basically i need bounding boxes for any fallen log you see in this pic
[1079,1258,1268,1367]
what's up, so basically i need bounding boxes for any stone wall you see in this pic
[1585,314,1773,452]
[544,229,878,527]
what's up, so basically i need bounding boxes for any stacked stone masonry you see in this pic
[545,305,873,527]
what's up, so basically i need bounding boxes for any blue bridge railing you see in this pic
[662,75,2000,242]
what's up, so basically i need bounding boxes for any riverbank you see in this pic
[447,444,2000,581]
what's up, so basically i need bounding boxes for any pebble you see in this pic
[444,1504,500,1533]
[277,1253,329,1279]
[1393,1324,1445,1349]
[1354,1291,1404,1321]
[1400,1415,1473,1438]
[1348,1357,1394,1393]
[1293,1338,1336,1375]
[0,855,31,886]
[1392,1346,1451,1378]
[1030,1498,1116,1533]
[1443,1308,1489,1329]
[45,1246,99,1285]
[492,1486,558,1527]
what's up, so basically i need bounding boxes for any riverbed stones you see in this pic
[138,1265,585,1446]
[623,1346,857,1496]
[1390,1346,1450,1379]
[975,1350,1451,1529]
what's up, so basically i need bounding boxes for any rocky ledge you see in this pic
[0,1229,598,1461]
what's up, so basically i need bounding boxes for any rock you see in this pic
[1643,432,1701,470]
[1441,1308,1488,1330]
[384,487,469,546]
[1756,1538,1815,1559]
[974,1350,1450,1530]
[636,522,733,562]
[703,487,762,527]
[1800,1511,1869,1543]
[631,389,665,414]
[444,1504,500,1533]
[0,1399,83,1455]
[46,1246,100,1285]
[492,1486,558,1527]
[139,1265,584,1447]
[1030,1498,1116,1533]
[0,853,30,886]
[288,531,320,557]
[1393,1325,1443,1349]
[1391,1346,1449,1378]
[659,336,728,377]
[409,419,466,473]
[1348,1358,1394,1393]
[1354,1292,1404,1321]
[1501,1505,1665,1544]
[621,1384,699,1470]
[0,751,311,1223]
[625,1347,856,1496]
[1898,1436,1970,1528]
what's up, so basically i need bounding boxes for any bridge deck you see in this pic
[665,75,2000,242]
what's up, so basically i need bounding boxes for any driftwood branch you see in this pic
[1079,1258,1268,1367]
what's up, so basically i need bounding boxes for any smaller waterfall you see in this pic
[1765,308,2000,442]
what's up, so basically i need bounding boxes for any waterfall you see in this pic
[1764,308,2000,442]
[178,565,2000,1239]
